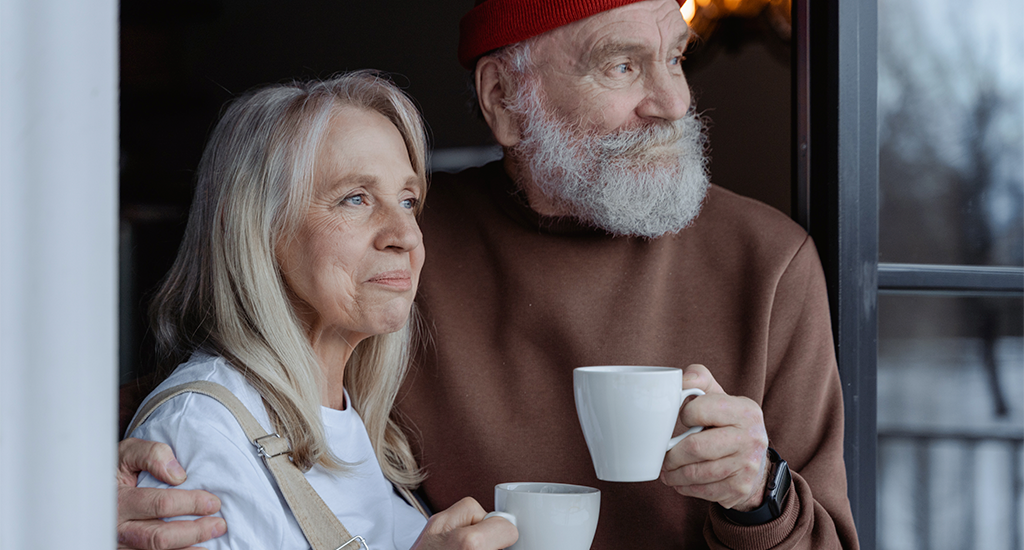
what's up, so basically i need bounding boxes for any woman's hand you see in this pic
[117,438,226,549]
[410,497,518,550]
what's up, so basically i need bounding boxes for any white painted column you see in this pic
[1,0,118,547]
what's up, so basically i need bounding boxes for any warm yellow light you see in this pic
[681,0,696,23]
[683,0,790,40]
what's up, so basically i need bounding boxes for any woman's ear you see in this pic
[475,57,520,147]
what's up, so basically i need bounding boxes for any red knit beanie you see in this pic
[458,0,686,69]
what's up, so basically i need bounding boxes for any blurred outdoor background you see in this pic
[876,0,1023,548]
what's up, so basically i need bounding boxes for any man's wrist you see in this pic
[722,448,791,526]
[732,449,772,512]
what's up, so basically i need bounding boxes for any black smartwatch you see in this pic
[723,447,791,526]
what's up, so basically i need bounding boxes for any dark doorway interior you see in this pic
[119,1,792,381]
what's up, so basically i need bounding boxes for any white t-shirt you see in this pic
[130,352,428,550]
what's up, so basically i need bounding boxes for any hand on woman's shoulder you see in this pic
[129,355,298,549]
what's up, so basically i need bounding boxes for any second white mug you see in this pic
[574,366,705,482]
[482,482,600,550]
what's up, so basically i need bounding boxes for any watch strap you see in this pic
[722,447,791,526]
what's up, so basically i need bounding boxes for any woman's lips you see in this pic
[366,269,413,291]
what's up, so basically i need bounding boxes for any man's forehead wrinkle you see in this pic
[581,10,690,64]
[654,0,687,26]
[655,4,691,49]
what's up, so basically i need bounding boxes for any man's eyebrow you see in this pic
[587,41,646,67]
[587,31,693,67]
[669,29,692,52]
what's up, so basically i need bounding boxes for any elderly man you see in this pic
[118,0,859,548]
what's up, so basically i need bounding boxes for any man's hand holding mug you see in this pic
[574,364,770,512]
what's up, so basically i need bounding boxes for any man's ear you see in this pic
[475,57,520,147]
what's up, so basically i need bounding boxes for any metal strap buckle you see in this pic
[252,433,289,459]
[335,535,370,550]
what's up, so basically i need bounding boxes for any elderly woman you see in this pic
[126,72,516,550]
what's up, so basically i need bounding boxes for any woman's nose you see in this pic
[374,204,422,252]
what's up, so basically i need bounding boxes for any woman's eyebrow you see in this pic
[316,173,376,197]
[324,173,424,197]
[406,175,425,190]
[336,173,379,187]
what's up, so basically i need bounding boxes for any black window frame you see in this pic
[797,0,879,545]
[797,1,1024,548]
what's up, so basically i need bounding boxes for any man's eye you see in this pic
[400,197,418,209]
[615,63,630,74]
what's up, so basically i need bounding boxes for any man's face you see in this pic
[529,0,692,134]
[492,0,709,238]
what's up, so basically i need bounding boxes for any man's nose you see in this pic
[637,66,691,122]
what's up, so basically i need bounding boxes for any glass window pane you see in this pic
[877,294,1023,550]
[878,0,1023,267]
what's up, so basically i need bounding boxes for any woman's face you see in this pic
[277,107,425,347]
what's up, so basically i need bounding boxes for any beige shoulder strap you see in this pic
[128,380,427,550]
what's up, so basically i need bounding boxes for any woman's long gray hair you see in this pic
[149,71,427,487]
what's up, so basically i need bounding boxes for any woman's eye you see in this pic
[400,197,418,210]
[343,194,365,206]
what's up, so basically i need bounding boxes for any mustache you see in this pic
[594,117,693,161]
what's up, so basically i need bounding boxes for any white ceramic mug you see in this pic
[574,366,705,482]
[482,482,600,550]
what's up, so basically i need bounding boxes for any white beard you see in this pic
[506,78,711,238]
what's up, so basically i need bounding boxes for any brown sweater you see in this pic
[399,161,859,549]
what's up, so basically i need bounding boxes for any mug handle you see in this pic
[666,388,706,451]
[483,511,517,527]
